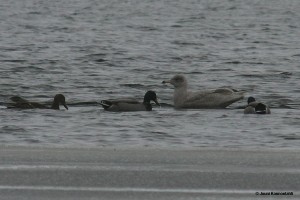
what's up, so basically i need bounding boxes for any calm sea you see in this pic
[1,0,299,148]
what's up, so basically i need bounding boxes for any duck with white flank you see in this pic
[162,74,244,109]
[244,97,270,114]
[100,91,160,112]
[8,94,68,110]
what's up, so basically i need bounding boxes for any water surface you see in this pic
[1,0,300,148]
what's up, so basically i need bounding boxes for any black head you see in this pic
[143,91,160,106]
[247,97,256,104]
[53,94,68,110]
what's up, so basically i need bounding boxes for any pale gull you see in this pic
[162,74,244,109]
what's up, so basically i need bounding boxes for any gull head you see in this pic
[162,74,187,88]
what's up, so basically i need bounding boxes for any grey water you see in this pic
[0,0,300,149]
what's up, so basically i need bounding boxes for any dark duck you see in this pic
[100,91,160,112]
[8,94,68,110]
[244,97,270,114]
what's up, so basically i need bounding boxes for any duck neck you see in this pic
[143,101,152,111]
[51,101,60,110]
[174,85,188,107]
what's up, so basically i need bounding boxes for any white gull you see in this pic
[162,74,245,109]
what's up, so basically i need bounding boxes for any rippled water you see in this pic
[1,0,300,148]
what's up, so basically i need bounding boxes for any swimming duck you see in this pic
[244,97,270,114]
[100,91,160,112]
[8,94,68,110]
[162,74,244,109]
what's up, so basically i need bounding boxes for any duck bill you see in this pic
[63,104,69,110]
[154,98,160,106]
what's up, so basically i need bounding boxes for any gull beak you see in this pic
[162,80,171,84]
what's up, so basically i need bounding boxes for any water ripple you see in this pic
[1,0,300,148]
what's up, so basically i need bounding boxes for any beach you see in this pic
[0,146,299,199]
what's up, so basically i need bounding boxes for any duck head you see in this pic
[144,91,160,106]
[247,97,256,104]
[52,94,68,110]
[162,74,187,88]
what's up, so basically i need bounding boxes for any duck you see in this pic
[162,74,244,109]
[8,94,68,110]
[100,91,160,112]
[244,97,270,114]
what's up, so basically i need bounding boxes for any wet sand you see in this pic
[0,146,299,199]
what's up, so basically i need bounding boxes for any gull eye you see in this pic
[174,77,183,82]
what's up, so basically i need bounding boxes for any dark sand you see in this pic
[0,146,299,199]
